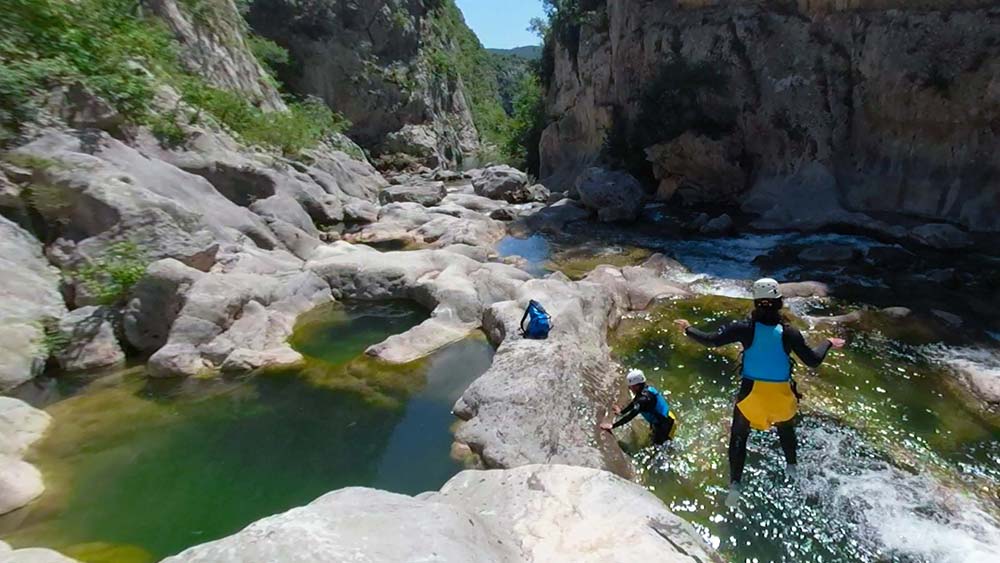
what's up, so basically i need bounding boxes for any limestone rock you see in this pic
[147,0,284,111]
[378,182,447,207]
[54,306,125,372]
[539,1,1000,232]
[342,201,380,224]
[163,465,717,563]
[124,259,205,354]
[779,281,830,298]
[453,278,632,474]
[700,213,734,235]
[798,245,857,264]
[910,223,972,250]
[44,82,123,133]
[473,165,532,203]
[0,546,79,563]
[381,124,442,168]
[574,168,645,222]
[0,398,51,516]
[0,217,67,391]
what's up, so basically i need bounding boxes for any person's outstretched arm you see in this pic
[611,393,654,428]
[783,326,844,367]
[675,319,753,348]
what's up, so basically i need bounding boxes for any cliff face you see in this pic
[246,0,481,167]
[541,0,1000,232]
[147,0,286,111]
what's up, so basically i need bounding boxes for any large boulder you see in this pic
[378,182,447,207]
[909,223,972,250]
[0,217,67,391]
[646,132,745,203]
[148,267,332,378]
[0,398,51,516]
[123,259,204,354]
[54,306,125,372]
[453,277,632,474]
[473,165,532,203]
[163,465,716,563]
[574,168,645,222]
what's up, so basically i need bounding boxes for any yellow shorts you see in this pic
[736,380,798,430]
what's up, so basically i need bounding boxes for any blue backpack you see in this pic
[520,300,551,339]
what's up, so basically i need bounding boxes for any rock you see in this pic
[147,0,284,111]
[124,259,205,354]
[381,124,441,168]
[45,82,123,132]
[473,165,532,203]
[431,169,467,183]
[453,278,632,474]
[910,223,972,250]
[539,2,1000,233]
[574,168,645,222]
[931,309,964,328]
[489,207,517,221]
[164,464,716,563]
[246,2,479,167]
[342,201,380,224]
[925,268,958,286]
[700,213,734,235]
[881,307,913,319]
[515,199,592,235]
[0,459,44,517]
[0,217,67,391]
[54,306,125,372]
[378,182,447,207]
[148,269,331,378]
[779,281,830,298]
[865,246,918,269]
[646,132,745,203]
[526,183,551,203]
[0,546,80,563]
[0,398,51,516]
[440,193,504,214]
[798,245,857,264]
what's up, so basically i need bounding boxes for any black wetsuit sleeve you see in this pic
[611,393,652,429]
[684,321,753,348]
[783,326,832,367]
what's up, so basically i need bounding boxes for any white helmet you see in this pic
[626,369,646,386]
[752,278,782,300]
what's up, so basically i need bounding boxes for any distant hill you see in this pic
[487,45,542,61]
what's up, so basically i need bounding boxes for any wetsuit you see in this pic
[685,320,832,484]
[611,385,676,445]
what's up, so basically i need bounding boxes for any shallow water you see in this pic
[612,297,1000,563]
[0,302,493,562]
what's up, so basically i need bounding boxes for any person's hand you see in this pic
[828,337,846,349]
[673,319,691,332]
[599,422,613,432]
[612,404,621,415]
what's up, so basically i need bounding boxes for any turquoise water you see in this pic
[0,302,493,563]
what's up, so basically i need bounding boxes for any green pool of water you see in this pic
[0,301,493,563]
[611,296,1000,563]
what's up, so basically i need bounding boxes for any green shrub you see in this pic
[505,73,547,174]
[247,34,289,75]
[75,241,149,306]
[150,110,189,148]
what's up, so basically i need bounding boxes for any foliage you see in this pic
[426,1,511,154]
[0,0,348,156]
[505,73,547,175]
[75,241,149,306]
[38,317,70,358]
[247,35,290,76]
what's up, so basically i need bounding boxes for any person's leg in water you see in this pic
[726,379,754,508]
[776,417,798,479]
[651,416,675,466]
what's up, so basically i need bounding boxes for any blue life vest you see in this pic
[742,323,792,382]
[640,385,671,425]
[523,300,551,339]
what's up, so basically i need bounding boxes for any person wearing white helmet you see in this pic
[674,278,846,508]
[600,369,677,447]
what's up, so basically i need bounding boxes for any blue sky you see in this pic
[454,0,545,49]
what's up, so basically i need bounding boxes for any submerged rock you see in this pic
[0,544,79,563]
[163,464,717,563]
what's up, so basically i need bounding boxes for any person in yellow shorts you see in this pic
[674,278,845,508]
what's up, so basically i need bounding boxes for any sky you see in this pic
[454,0,545,49]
